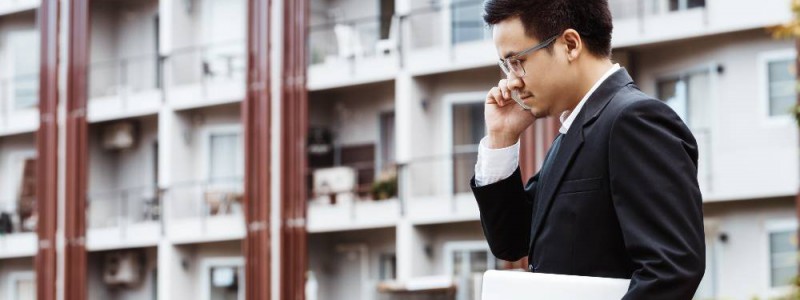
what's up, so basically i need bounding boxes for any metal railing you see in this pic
[403,0,490,50]
[609,0,707,20]
[395,149,479,215]
[164,177,244,221]
[89,54,161,99]
[308,15,397,66]
[86,185,161,230]
[167,41,246,87]
[0,198,37,235]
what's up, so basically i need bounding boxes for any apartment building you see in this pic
[0,0,797,299]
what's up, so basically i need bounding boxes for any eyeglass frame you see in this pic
[498,35,559,77]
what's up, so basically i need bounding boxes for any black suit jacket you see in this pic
[471,69,705,299]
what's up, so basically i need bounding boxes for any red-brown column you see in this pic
[65,0,90,298]
[35,0,60,299]
[280,0,308,299]
[243,0,272,298]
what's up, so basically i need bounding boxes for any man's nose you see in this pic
[506,76,524,90]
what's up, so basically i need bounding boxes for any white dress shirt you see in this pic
[474,64,621,187]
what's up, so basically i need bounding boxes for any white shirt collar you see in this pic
[559,63,621,134]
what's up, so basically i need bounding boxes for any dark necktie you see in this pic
[535,133,564,211]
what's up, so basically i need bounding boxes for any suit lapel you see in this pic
[528,68,635,250]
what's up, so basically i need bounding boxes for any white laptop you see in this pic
[481,270,630,300]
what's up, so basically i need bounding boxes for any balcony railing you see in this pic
[404,0,490,50]
[609,0,706,20]
[0,73,39,112]
[89,54,161,100]
[87,185,161,230]
[168,41,246,87]
[309,15,397,66]
[165,177,243,221]
[0,198,37,236]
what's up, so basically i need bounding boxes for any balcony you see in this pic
[403,0,496,76]
[88,55,162,122]
[0,74,39,136]
[86,186,161,251]
[609,0,790,48]
[0,199,37,259]
[399,151,480,225]
[306,85,399,231]
[165,42,246,110]
[308,16,399,90]
[163,178,245,244]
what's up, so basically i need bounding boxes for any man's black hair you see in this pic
[483,0,613,57]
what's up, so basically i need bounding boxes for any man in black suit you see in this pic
[470,0,705,299]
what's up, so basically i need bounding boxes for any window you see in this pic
[451,102,484,194]
[769,229,798,287]
[445,242,500,300]
[694,236,718,299]
[7,271,35,300]
[451,0,490,44]
[207,130,243,184]
[766,58,796,117]
[669,0,705,11]
[378,253,396,280]
[656,70,711,129]
[202,258,244,300]
[8,30,39,110]
[378,111,395,173]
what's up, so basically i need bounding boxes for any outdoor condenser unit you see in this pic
[102,121,137,150]
[103,251,142,286]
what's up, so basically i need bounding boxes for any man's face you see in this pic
[493,17,573,118]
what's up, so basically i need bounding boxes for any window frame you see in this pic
[443,91,486,196]
[758,48,796,126]
[766,219,798,291]
[201,124,244,184]
[6,271,35,300]
[200,256,245,300]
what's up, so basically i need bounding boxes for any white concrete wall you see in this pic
[308,227,396,300]
[182,241,242,299]
[632,29,798,202]
[310,82,394,146]
[87,247,159,300]
[703,197,796,299]
[88,116,159,194]
[171,103,241,184]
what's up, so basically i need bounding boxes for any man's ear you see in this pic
[561,29,582,62]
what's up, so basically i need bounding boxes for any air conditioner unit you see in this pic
[103,251,142,286]
[102,121,137,150]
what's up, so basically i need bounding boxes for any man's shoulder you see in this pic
[602,84,676,124]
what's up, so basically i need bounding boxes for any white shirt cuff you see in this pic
[474,136,520,187]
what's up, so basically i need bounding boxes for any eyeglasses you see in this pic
[498,35,558,77]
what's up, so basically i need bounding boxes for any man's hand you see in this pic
[485,79,536,148]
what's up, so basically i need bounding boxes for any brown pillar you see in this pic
[280,0,308,299]
[243,0,272,298]
[65,0,91,298]
[35,0,60,299]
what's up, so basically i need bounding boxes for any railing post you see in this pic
[121,59,128,110]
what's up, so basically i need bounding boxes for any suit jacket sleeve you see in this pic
[470,167,538,261]
[609,99,706,300]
